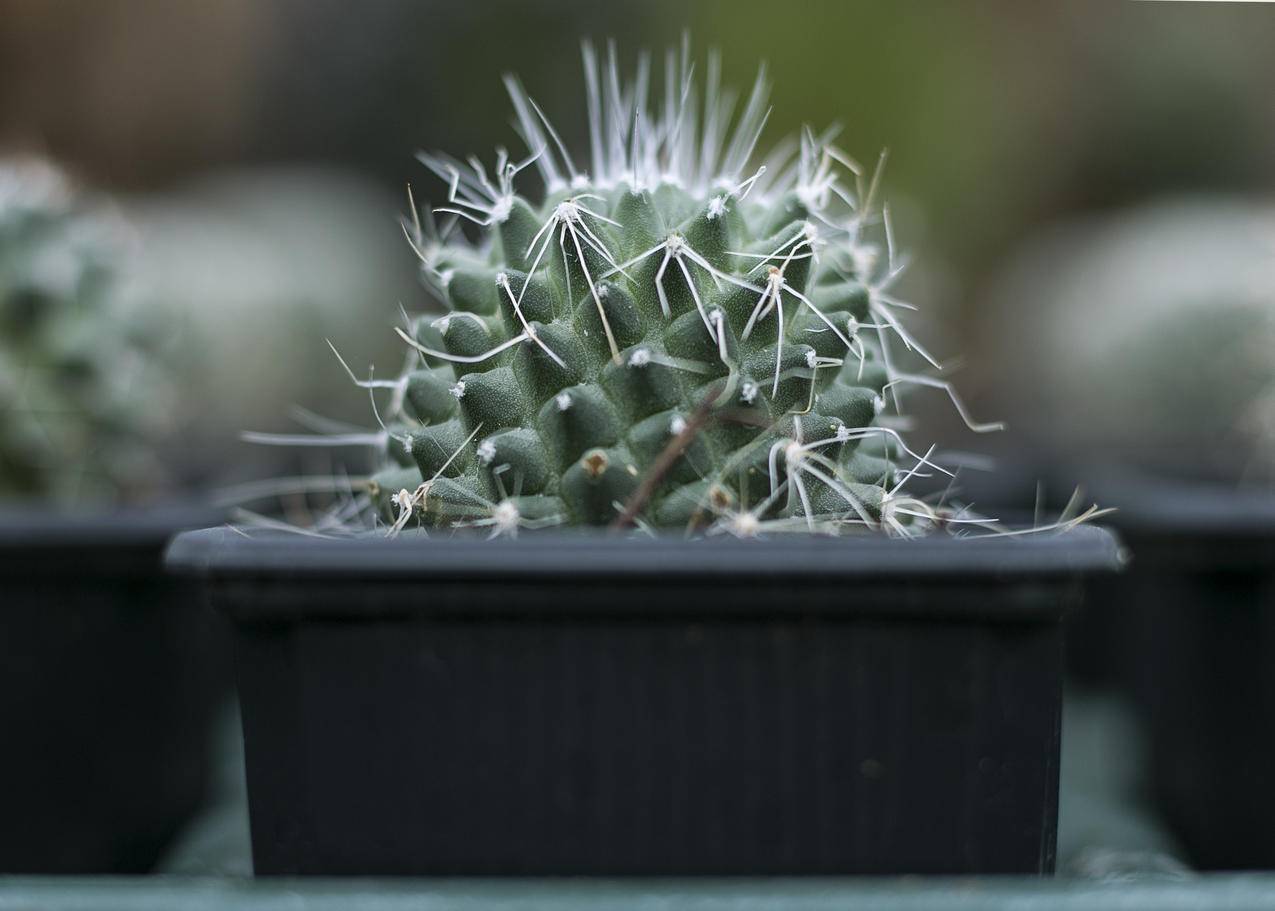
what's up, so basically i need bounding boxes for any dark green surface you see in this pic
[4,875,1275,911]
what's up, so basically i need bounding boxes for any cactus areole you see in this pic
[339,44,1002,536]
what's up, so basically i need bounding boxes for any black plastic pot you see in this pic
[1081,474,1275,870]
[0,507,230,873]
[167,525,1121,877]
[938,459,1275,869]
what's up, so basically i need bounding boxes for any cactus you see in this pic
[0,160,164,502]
[989,199,1275,485]
[300,44,1002,536]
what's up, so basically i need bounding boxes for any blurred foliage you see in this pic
[5,0,1272,270]
[0,160,170,503]
[690,0,1275,269]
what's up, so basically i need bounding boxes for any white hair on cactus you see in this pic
[491,499,521,535]
[419,146,539,226]
[727,510,761,538]
[497,40,785,202]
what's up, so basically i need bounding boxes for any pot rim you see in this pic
[0,504,224,577]
[166,522,1124,583]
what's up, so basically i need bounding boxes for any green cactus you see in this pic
[307,45,1001,536]
[989,198,1275,485]
[0,160,164,502]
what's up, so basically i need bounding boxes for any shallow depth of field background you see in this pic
[2,0,1273,488]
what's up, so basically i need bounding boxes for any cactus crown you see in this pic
[320,44,1002,537]
[0,161,163,502]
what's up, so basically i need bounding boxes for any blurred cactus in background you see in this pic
[266,44,1005,537]
[0,160,169,502]
[986,198,1275,484]
[124,168,420,489]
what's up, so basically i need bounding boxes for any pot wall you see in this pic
[0,510,230,873]
[169,529,1123,876]
[234,598,1063,875]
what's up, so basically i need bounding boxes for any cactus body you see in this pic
[336,46,998,536]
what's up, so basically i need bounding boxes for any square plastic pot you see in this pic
[1085,474,1275,870]
[935,460,1275,869]
[0,507,230,873]
[167,525,1122,876]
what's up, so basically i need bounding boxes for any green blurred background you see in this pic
[2,0,1273,487]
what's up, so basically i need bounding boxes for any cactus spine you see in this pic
[337,45,1001,536]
